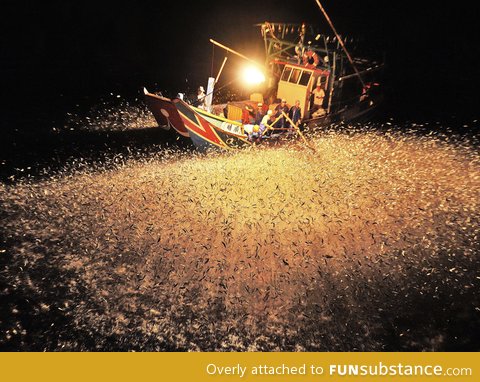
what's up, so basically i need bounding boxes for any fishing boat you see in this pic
[144,2,384,151]
[143,90,255,150]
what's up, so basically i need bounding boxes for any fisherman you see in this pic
[254,102,265,125]
[288,100,302,127]
[273,99,289,129]
[310,81,326,118]
[242,104,254,124]
[197,86,207,110]
[247,109,275,141]
[259,109,273,134]
[249,124,262,143]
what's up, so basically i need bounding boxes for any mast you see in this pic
[314,0,366,88]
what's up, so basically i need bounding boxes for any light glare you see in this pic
[242,66,265,85]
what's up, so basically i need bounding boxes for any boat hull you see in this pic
[305,94,384,128]
[173,99,252,152]
[143,90,189,137]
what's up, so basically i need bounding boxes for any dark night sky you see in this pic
[1,0,479,125]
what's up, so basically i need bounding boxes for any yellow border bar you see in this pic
[1,352,477,382]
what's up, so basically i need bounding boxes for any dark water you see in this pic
[1,122,479,351]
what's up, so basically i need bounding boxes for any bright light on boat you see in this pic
[242,66,265,85]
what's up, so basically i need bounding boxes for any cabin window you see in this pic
[289,69,301,84]
[298,71,311,86]
[281,67,292,81]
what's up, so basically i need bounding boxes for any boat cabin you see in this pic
[275,61,330,119]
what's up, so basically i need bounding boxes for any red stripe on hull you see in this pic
[174,100,229,148]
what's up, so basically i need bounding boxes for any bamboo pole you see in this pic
[281,111,316,152]
[314,0,365,88]
[262,114,284,135]
[215,57,228,84]
[209,39,263,68]
[327,50,336,114]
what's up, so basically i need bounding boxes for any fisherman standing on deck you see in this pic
[288,100,302,127]
[311,81,326,118]
[197,86,207,110]
[274,99,289,129]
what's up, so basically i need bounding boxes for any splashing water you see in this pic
[1,113,479,351]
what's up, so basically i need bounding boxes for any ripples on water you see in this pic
[1,102,479,351]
